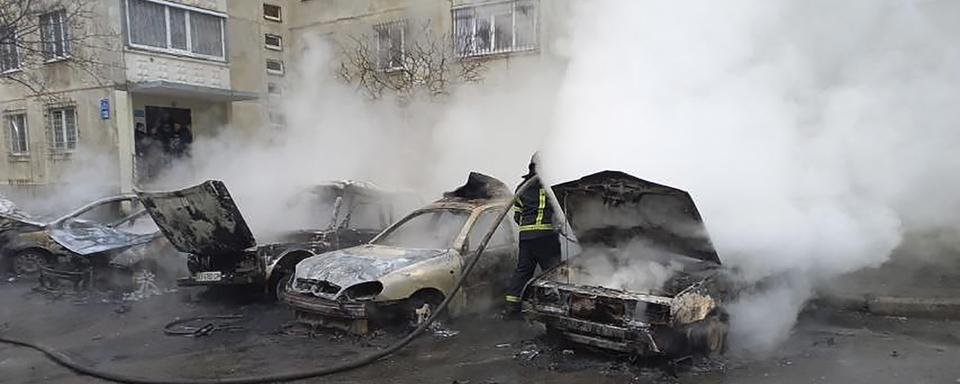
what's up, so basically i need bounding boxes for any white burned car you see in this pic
[282,173,519,334]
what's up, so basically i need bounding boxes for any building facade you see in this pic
[0,0,561,204]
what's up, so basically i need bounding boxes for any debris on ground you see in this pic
[429,322,460,338]
[163,315,246,337]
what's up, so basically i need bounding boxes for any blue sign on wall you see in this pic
[99,98,110,119]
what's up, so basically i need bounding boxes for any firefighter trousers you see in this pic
[505,234,561,305]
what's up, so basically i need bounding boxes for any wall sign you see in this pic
[99,98,110,120]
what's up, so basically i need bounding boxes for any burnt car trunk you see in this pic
[523,171,729,356]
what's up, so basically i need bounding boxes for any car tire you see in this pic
[273,273,291,302]
[12,249,53,276]
[406,291,444,327]
[686,307,729,356]
[130,261,160,292]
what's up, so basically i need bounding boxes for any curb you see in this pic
[812,295,960,320]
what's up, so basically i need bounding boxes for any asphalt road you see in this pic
[1,279,958,384]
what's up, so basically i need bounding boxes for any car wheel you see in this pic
[686,308,729,356]
[12,249,52,276]
[406,292,444,327]
[273,273,291,302]
[130,261,160,295]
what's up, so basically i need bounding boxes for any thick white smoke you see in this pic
[541,0,960,354]
[147,35,561,241]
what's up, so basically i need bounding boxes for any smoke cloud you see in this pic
[541,0,960,354]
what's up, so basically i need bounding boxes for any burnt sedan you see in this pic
[136,180,419,298]
[523,171,732,357]
[0,194,170,289]
[283,173,518,334]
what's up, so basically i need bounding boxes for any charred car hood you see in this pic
[136,180,256,256]
[553,171,720,264]
[295,244,447,290]
[48,226,157,256]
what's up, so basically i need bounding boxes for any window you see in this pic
[374,20,406,71]
[467,209,514,251]
[374,209,471,249]
[263,4,282,22]
[40,10,70,60]
[48,107,77,152]
[0,28,20,72]
[5,113,29,155]
[126,0,226,60]
[266,58,284,74]
[264,33,282,50]
[267,82,282,95]
[453,0,537,57]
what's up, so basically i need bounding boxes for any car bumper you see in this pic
[526,309,663,354]
[282,290,376,334]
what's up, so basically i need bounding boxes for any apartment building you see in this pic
[0,0,277,202]
[0,0,561,203]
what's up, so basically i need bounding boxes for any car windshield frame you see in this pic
[371,208,472,250]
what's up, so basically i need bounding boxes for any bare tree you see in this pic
[339,20,486,102]
[0,0,120,96]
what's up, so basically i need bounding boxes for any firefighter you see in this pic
[503,156,560,319]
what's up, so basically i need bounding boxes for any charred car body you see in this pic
[0,194,170,289]
[523,171,732,356]
[137,180,419,296]
[283,173,519,334]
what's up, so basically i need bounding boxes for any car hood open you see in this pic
[136,180,256,256]
[552,171,720,264]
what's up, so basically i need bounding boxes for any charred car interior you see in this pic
[283,172,519,334]
[136,180,420,297]
[523,171,732,356]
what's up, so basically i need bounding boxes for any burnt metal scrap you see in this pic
[523,170,731,357]
[136,180,421,297]
[283,172,517,335]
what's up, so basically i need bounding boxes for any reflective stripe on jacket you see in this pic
[513,178,555,236]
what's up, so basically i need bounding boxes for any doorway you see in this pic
[135,106,193,184]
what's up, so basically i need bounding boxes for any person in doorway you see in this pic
[503,155,561,320]
[166,122,193,158]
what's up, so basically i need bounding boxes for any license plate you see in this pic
[195,271,222,282]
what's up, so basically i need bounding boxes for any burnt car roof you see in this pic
[136,181,257,256]
[436,172,512,206]
[553,170,720,264]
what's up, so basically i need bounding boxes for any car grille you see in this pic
[294,278,341,295]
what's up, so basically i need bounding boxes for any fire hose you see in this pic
[0,175,542,384]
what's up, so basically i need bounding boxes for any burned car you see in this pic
[283,172,518,334]
[0,194,169,288]
[523,171,732,356]
[136,180,419,297]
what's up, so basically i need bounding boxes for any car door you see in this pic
[461,207,518,304]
